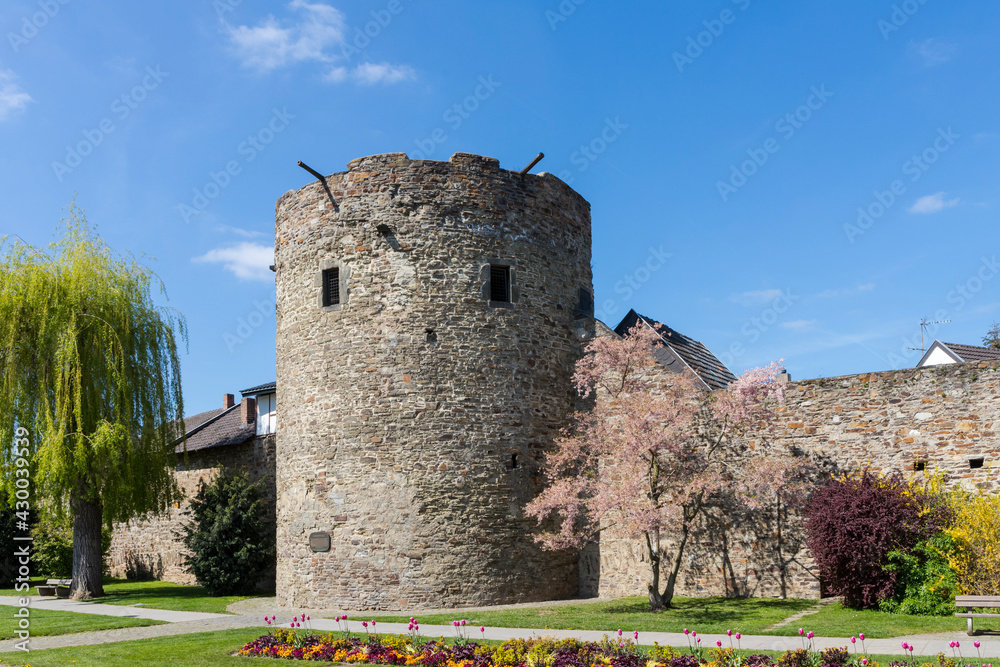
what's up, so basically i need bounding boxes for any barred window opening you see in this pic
[490,265,510,303]
[322,267,341,307]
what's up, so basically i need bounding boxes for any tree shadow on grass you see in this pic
[598,596,817,625]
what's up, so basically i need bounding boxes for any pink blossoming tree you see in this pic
[526,321,808,610]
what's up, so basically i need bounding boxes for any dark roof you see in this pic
[240,381,276,396]
[941,342,1000,363]
[614,310,738,391]
[175,405,255,454]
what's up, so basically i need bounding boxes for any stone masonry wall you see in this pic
[274,152,592,610]
[592,361,1000,601]
[107,435,276,585]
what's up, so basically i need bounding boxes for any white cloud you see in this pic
[224,1,415,85]
[192,242,274,281]
[352,62,415,85]
[909,192,960,215]
[731,289,783,306]
[913,39,957,67]
[214,225,266,239]
[0,70,32,121]
[815,284,875,299]
[781,319,817,331]
[224,0,346,72]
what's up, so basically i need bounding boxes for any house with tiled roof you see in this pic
[916,340,1000,368]
[612,309,737,391]
[107,383,277,586]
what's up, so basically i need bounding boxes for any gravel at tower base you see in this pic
[274,152,594,610]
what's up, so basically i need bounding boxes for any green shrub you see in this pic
[879,531,958,615]
[181,470,274,596]
[31,510,111,578]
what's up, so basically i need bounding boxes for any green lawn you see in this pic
[778,602,992,638]
[0,608,163,639]
[367,596,990,640]
[0,628,266,666]
[0,578,269,614]
[366,595,818,634]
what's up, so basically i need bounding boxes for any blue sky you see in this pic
[2,0,998,413]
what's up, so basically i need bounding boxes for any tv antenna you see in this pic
[907,318,951,354]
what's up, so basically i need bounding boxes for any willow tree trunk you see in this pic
[70,485,104,599]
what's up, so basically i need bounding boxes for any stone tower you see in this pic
[274,152,593,610]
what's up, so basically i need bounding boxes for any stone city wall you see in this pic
[107,435,276,585]
[591,361,1000,601]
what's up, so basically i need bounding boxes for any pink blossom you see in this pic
[481,627,486,633]
[851,637,856,644]
[736,633,741,640]
[807,632,814,639]
[634,631,639,640]
[727,630,732,636]
[684,629,690,635]
[798,628,804,636]
[717,641,722,648]
[859,633,865,641]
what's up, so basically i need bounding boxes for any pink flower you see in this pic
[453,621,459,627]
[717,641,722,648]
[460,620,466,626]
[362,621,368,628]
[692,631,697,637]
[410,617,416,623]
[343,614,348,620]
[950,642,956,648]
[696,638,702,644]
[859,633,865,641]
[634,631,639,640]
[902,642,908,650]
[481,627,486,633]
[306,615,310,621]
[727,630,732,636]
[807,632,814,639]
[335,615,341,622]
[975,641,981,648]
[736,633,741,640]
[684,629,690,635]
[799,628,804,636]
[851,637,856,644]
[862,660,868,666]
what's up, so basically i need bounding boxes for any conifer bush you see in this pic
[804,469,950,610]
[181,469,274,596]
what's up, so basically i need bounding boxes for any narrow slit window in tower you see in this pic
[322,267,340,307]
[970,457,985,469]
[490,265,510,303]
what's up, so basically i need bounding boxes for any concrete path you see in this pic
[1,596,997,658]
[0,595,228,623]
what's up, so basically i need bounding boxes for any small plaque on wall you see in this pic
[309,532,331,552]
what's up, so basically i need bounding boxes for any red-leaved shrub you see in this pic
[804,469,950,609]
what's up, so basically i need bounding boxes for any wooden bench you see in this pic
[955,595,1000,635]
[35,579,72,598]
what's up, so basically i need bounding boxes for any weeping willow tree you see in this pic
[0,204,185,599]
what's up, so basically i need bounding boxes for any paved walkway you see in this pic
[1,596,997,658]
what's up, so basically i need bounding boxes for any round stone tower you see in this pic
[274,152,593,610]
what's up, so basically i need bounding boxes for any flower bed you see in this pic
[237,627,993,667]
